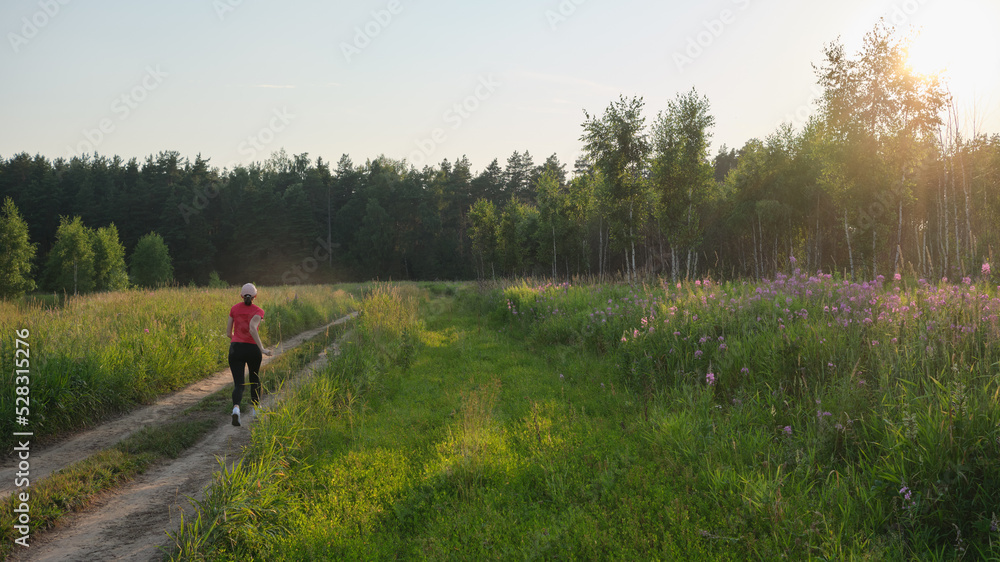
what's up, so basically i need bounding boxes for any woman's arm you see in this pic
[226,316,234,339]
[249,315,272,356]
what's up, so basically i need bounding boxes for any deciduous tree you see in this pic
[0,197,37,299]
[651,88,716,281]
[581,95,650,282]
[130,232,174,288]
[92,224,129,291]
[45,216,95,295]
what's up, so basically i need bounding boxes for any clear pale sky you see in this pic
[2,0,998,173]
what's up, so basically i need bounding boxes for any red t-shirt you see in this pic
[230,303,265,344]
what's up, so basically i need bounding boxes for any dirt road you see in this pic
[5,313,355,561]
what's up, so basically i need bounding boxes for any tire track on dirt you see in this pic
[9,319,354,561]
[0,312,356,502]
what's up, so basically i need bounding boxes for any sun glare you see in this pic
[898,0,1000,134]
[902,2,1000,84]
[905,32,951,77]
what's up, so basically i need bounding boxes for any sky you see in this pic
[2,0,999,174]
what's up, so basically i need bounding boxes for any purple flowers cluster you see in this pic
[503,272,1000,408]
[899,484,916,510]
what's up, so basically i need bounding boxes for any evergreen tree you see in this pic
[504,150,536,205]
[536,153,568,188]
[471,158,505,204]
[354,198,394,276]
[713,144,739,183]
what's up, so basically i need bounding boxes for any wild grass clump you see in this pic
[0,285,357,452]
[493,272,1000,557]
[431,378,507,497]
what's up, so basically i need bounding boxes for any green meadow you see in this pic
[171,276,1000,560]
[0,285,358,452]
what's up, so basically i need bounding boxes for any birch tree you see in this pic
[580,96,650,283]
[650,88,716,281]
[815,23,946,276]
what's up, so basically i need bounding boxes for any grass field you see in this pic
[169,276,1000,560]
[0,284,359,452]
[4,275,993,559]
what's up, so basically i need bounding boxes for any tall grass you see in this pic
[0,285,357,451]
[0,320,351,560]
[496,272,1000,557]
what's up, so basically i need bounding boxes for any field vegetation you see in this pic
[0,284,358,452]
[172,275,1000,559]
[0,314,354,560]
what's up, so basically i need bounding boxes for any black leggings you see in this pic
[229,342,262,406]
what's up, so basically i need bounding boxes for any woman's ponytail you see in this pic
[243,295,253,306]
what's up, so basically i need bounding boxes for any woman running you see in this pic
[226,282,272,426]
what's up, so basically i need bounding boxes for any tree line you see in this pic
[474,24,1000,283]
[0,194,176,298]
[1,24,999,298]
[0,145,572,295]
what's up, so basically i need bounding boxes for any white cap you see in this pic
[240,283,257,297]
